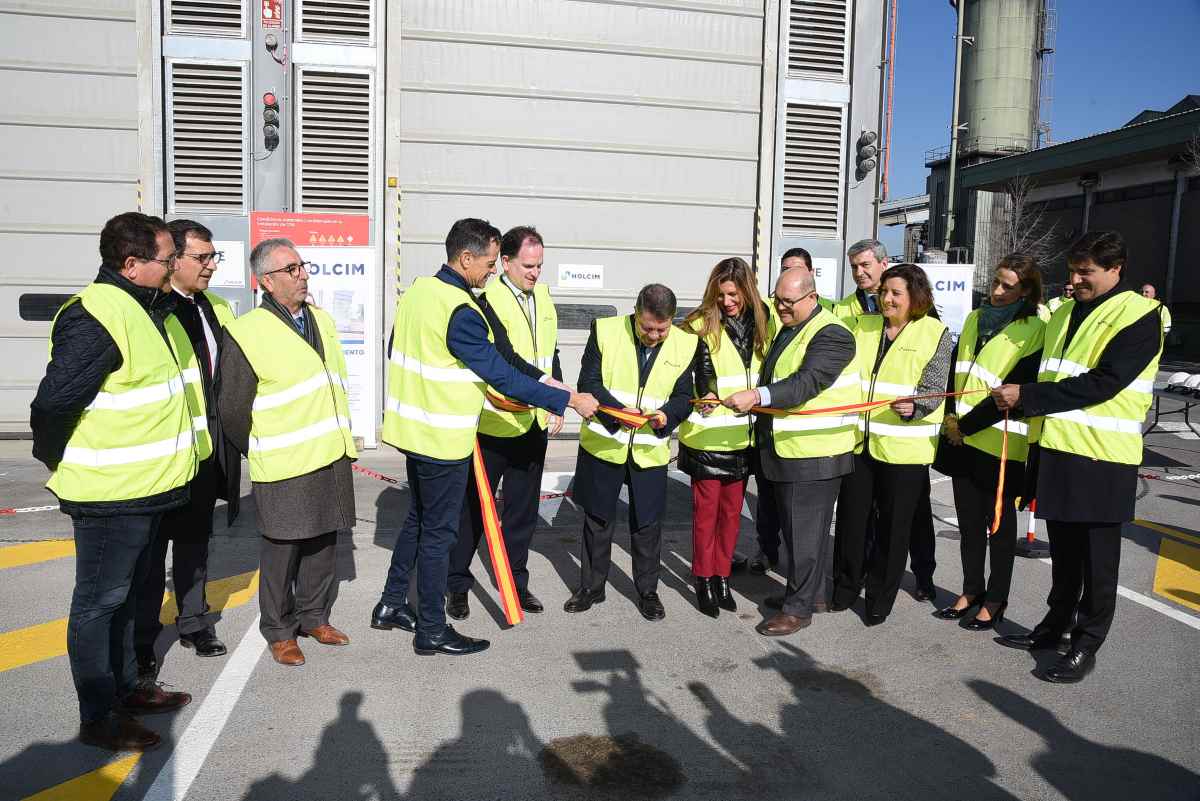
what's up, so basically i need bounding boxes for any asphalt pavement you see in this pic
[0,404,1197,801]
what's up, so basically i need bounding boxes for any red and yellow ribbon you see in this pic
[989,410,1009,536]
[486,391,653,428]
[472,440,523,626]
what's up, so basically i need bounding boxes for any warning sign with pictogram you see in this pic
[250,211,369,249]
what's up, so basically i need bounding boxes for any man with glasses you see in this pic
[219,238,357,667]
[723,268,857,635]
[133,220,239,681]
[31,212,195,751]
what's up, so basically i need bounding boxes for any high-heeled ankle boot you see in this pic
[695,577,719,617]
[713,576,737,612]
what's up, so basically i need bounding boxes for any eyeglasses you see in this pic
[142,255,176,268]
[265,261,311,279]
[182,251,224,266]
[773,292,814,309]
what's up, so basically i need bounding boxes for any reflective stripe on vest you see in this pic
[854,314,947,465]
[677,315,768,453]
[953,309,1045,463]
[224,306,356,482]
[579,315,698,468]
[162,291,237,461]
[1034,290,1162,465]
[767,309,861,458]
[383,276,492,460]
[46,284,198,502]
[478,279,558,438]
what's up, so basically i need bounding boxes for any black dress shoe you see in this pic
[997,628,1063,652]
[963,602,1007,631]
[934,594,985,620]
[445,592,470,621]
[913,582,938,602]
[563,588,605,613]
[713,576,737,612]
[748,550,777,575]
[730,552,749,573]
[179,630,227,657]
[518,590,544,614]
[371,601,417,632]
[1041,646,1096,683]
[695,578,719,618]
[414,625,490,656]
[638,592,666,621]
[863,613,887,627]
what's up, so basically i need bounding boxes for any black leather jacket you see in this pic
[677,307,763,481]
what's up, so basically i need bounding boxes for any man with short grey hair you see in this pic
[834,239,888,322]
[219,238,357,667]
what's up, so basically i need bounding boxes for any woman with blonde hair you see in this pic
[677,257,773,617]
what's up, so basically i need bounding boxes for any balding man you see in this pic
[1141,283,1172,335]
[724,269,858,635]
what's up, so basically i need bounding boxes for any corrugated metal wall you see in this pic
[0,0,141,433]
[387,0,767,386]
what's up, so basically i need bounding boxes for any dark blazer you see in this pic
[573,317,696,526]
[182,290,242,525]
[753,305,856,483]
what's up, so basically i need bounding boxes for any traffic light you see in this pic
[855,130,879,181]
[263,91,280,152]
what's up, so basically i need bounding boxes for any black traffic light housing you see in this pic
[855,130,879,182]
[263,91,280,152]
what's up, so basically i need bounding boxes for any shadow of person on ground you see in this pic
[404,689,545,801]
[970,679,1200,801]
[242,691,401,801]
[735,642,1021,800]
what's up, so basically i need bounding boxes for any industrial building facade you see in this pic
[0,0,887,436]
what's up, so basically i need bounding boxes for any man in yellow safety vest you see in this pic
[31,212,195,752]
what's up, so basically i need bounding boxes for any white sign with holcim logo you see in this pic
[558,264,604,288]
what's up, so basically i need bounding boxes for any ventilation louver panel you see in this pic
[788,0,849,79]
[298,70,371,213]
[167,0,244,36]
[781,103,843,235]
[300,0,372,43]
[169,62,246,213]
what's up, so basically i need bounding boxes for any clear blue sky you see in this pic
[879,0,1200,256]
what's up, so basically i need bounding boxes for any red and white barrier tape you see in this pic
[0,505,58,516]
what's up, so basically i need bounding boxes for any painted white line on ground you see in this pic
[141,616,266,801]
[1116,586,1200,631]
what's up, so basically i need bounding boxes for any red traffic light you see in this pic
[263,92,277,107]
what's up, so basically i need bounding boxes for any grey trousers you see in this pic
[775,476,842,618]
[259,531,337,642]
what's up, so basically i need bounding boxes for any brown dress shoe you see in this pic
[120,683,192,715]
[269,639,305,666]
[756,613,812,637]
[79,712,161,752]
[299,624,350,646]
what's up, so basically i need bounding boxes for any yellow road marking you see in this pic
[0,570,258,673]
[1135,519,1200,547]
[1154,539,1200,613]
[21,753,139,801]
[0,540,76,570]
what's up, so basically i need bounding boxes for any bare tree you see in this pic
[1183,129,1200,176]
[987,175,1067,276]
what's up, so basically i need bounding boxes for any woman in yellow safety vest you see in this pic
[831,264,953,626]
[936,254,1045,631]
[677,258,773,617]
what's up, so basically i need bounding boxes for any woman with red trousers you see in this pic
[677,258,774,617]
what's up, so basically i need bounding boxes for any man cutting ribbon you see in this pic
[372,218,598,656]
[566,284,698,621]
